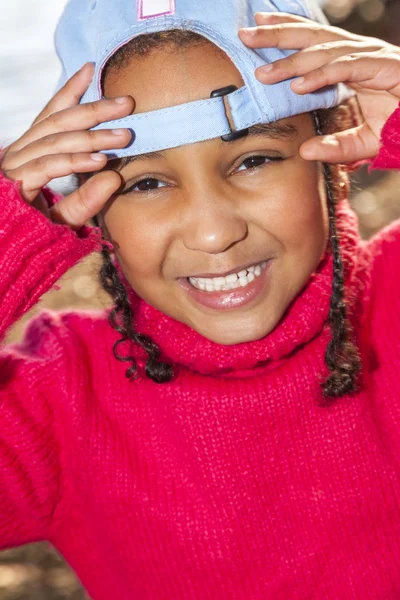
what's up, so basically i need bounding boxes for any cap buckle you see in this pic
[210,85,249,142]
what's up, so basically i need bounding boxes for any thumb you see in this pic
[299,122,380,164]
[49,170,123,231]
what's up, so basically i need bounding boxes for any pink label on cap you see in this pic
[138,0,176,19]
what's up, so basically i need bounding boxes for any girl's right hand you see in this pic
[0,62,134,231]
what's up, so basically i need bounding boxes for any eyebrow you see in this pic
[113,122,298,170]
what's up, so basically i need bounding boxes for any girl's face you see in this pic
[100,40,329,345]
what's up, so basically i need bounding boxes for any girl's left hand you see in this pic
[238,13,400,164]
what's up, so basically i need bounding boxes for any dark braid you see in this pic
[93,219,175,384]
[313,110,361,405]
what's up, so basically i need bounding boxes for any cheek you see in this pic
[103,203,171,292]
[252,160,329,305]
[262,161,328,259]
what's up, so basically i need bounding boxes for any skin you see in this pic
[100,41,329,345]
[2,17,399,343]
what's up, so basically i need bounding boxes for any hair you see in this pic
[90,29,362,403]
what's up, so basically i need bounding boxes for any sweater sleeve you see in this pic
[0,311,73,548]
[370,101,400,171]
[360,218,400,365]
[0,171,111,338]
[0,172,109,548]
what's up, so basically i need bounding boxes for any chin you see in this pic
[195,317,279,346]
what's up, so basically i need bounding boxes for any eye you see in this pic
[128,177,168,192]
[235,155,275,173]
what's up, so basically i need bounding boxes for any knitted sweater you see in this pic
[1,105,400,600]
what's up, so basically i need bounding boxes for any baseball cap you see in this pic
[54,0,353,159]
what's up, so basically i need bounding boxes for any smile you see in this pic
[179,259,273,312]
[188,261,269,292]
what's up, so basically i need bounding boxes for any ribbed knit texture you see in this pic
[1,106,400,599]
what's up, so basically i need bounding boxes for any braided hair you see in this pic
[312,109,361,405]
[93,238,174,383]
[90,30,362,402]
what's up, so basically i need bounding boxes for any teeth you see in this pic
[226,273,238,283]
[214,277,226,287]
[189,261,268,293]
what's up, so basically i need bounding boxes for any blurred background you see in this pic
[1,0,400,598]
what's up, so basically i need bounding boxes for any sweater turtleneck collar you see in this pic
[115,199,361,378]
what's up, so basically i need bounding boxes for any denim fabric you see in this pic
[54,0,353,158]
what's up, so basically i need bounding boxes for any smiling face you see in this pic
[99,37,329,345]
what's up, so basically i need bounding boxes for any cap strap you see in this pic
[91,85,265,159]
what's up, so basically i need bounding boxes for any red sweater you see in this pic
[1,106,400,600]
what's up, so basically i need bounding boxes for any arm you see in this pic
[0,173,103,548]
[0,64,131,548]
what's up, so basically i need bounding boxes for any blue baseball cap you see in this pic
[54,0,353,159]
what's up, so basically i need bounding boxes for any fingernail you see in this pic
[90,153,105,162]
[256,14,278,23]
[114,96,130,104]
[111,128,128,136]
[321,136,340,147]
[82,61,95,71]
[259,64,274,74]
[294,76,305,86]
[240,27,257,35]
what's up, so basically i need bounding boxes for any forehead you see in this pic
[103,37,244,113]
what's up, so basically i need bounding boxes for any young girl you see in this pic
[1,0,400,598]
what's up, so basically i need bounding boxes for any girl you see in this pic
[1,0,400,598]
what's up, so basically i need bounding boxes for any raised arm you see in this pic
[0,63,134,549]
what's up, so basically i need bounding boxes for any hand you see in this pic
[0,62,134,230]
[238,13,400,164]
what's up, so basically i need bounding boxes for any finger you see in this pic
[49,170,122,230]
[6,152,108,202]
[254,40,382,84]
[3,128,132,171]
[9,96,135,153]
[254,11,364,35]
[299,123,379,163]
[238,22,362,50]
[290,52,400,99]
[255,11,314,25]
[32,62,95,127]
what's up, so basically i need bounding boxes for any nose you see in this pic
[181,186,248,254]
